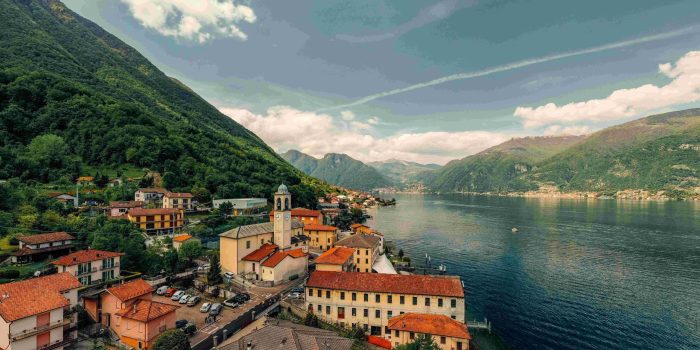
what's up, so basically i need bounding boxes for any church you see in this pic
[219,185,309,286]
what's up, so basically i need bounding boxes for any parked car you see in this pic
[223,272,234,280]
[233,292,251,303]
[187,296,201,306]
[156,286,169,295]
[175,319,188,329]
[199,302,211,313]
[223,298,239,308]
[289,292,302,299]
[179,294,190,304]
[171,291,184,301]
[183,323,197,336]
[164,288,176,297]
[289,287,304,294]
[209,303,223,316]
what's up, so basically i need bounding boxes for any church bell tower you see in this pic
[273,184,292,249]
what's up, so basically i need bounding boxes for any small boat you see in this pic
[511,227,519,233]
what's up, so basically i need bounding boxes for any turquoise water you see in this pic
[367,194,700,350]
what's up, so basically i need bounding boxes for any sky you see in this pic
[63,0,700,165]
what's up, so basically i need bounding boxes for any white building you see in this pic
[52,249,123,286]
[213,198,267,216]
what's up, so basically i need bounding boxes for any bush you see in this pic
[0,269,20,279]
[151,329,191,350]
[8,237,18,246]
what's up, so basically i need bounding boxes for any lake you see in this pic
[366,194,700,350]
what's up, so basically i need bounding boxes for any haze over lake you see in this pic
[368,194,700,350]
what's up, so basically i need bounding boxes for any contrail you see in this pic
[318,26,700,112]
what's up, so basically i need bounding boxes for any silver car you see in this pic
[179,294,190,304]
[187,296,201,306]
[200,302,211,313]
[171,290,184,301]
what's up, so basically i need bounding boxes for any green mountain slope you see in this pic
[0,0,328,206]
[430,135,586,193]
[367,159,441,185]
[282,150,393,190]
[531,109,700,195]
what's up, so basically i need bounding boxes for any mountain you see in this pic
[367,159,441,185]
[428,109,700,198]
[282,150,393,190]
[0,0,330,207]
[430,135,586,193]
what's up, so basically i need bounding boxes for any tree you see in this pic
[26,134,69,168]
[394,334,441,350]
[151,329,191,350]
[218,201,233,217]
[178,240,203,265]
[207,253,222,285]
[303,313,320,328]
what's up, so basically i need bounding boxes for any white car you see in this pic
[171,291,184,301]
[156,286,169,295]
[223,272,234,280]
[179,294,191,304]
[200,302,211,313]
[289,292,302,299]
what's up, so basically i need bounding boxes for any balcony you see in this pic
[10,318,70,341]
[34,336,77,350]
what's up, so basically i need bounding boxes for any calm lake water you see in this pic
[366,194,700,350]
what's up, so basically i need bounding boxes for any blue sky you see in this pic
[64,0,700,164]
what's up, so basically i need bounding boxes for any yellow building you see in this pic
[126,208,184,235]
[314,246,355,272]
[163,192,194,210]
[388,313,470,350]
[304,224,339,251]
[305,271,466,338]
[335,234,381,273]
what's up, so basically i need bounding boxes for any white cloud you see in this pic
[220,106,511,164]
[514,51,700,129]
[543,125,591,136]
[367,116,380,125]
[340,110,355,121]
[119,0,256,43]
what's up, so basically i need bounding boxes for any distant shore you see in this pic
[385,189,700,201]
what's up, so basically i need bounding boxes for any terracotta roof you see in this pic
[137,188,167,193]
[388,313,471,339]
[335,234,381,249]
[128,208,181,216]
[0,273,82,322]
[18,232,74,245]
[172,234,193,242]
[303,224,338,232]
[219,321,354,350]
[53,249,123,266]
[291,208,322,217]
[368,335,392,349]
[165,192,193,198]
[350,223,367,229]
[315,247,354,265]
[116,299,179,322]
[242,243,278,262]
[307,271,464,298]
[110,201,144,209]
[107,279,154,302]
[220,219,303,239]
[262,248,306,268]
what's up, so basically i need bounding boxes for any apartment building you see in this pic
[388,313,471,350]
[133,188,168,206]
[162,192,194,211]
[52,249,123,286]
[305,271,465,338]
[334,234,382,272]
[109,201,144,217]
[314,246,356,272]
[126,208,184,235]
[0,273,82,350]
[304,224,339,251]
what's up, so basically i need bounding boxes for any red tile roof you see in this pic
[242,244,278,262]
[116,299,179,322]
[350,223,367,229]
[388,313,471,339]
[128,208,181,216]
[110,201,144,209]
[172,234,193,243]
[165,192,193,198]
[0,273,81,322]
[292,208,322,217]
[368,335,392,349]
[307,271,464,298]
[335,234,381,249]
[18,232,74,245]
[262,248,306,268]
[107,279,154,302]
[53,249,123,266]
[314,247,354,265]
[303,224,338,232]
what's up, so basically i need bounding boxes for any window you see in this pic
[363,309,368,317]
[356,258,360,264]
[352,293,357,301]
[357,249,360,255]
[261,239,264,245]
[412,297,418,305]
[387,295,393,304]
[388,310,393,318]
[308,289,313,297]
[441,336,446,344]
[395,330,399,337]
[384,326,390,334]
[375,310,380,318]
[451,315,456,319]
[451,299,457,308]
[410,332,415,340]
[364,293,369,302]
[365,258,368,264]
[326,290,331,298]
[365,249,369,255]
[317,305,321,312]
[338,307,345,319]
[352,308,357,316]
[438,298,443,307]
[363,324,368,331]
[340,292,345,300]
[425,298,431,306]
[317,290,322,298]
[246,240,251,249]
[326,306,331,314]
[375,294,380,303]
[400,296,405,304]
[457,341,463,350]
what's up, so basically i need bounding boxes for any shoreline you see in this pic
[382,189,700,201]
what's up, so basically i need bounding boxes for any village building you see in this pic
[305,271,466,338]
[84,279,178,350]
[133,188,167,206]
[126,208,184,235]
[109,201,144,217]
[213,198,267,216]
[314,246,356,272]
[11,232,75,264]
[217,319,355,350]
[108,178,123,187]
[0,273,82,350]
[269,207,323,225]
[220,185,309,285]
[321,207,341,224]
[387,313,471,350]
[335,234,382,273]
[162,192,194,211]
[47,192,78,207]
[172,234,198,250]
[304,224,339,251]
[52,249,123,286]
[76,176,94,184]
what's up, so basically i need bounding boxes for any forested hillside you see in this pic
[0,0,328,207]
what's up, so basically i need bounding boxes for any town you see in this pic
[0,178,470,350]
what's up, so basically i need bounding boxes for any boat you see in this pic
[512,227,518,233]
